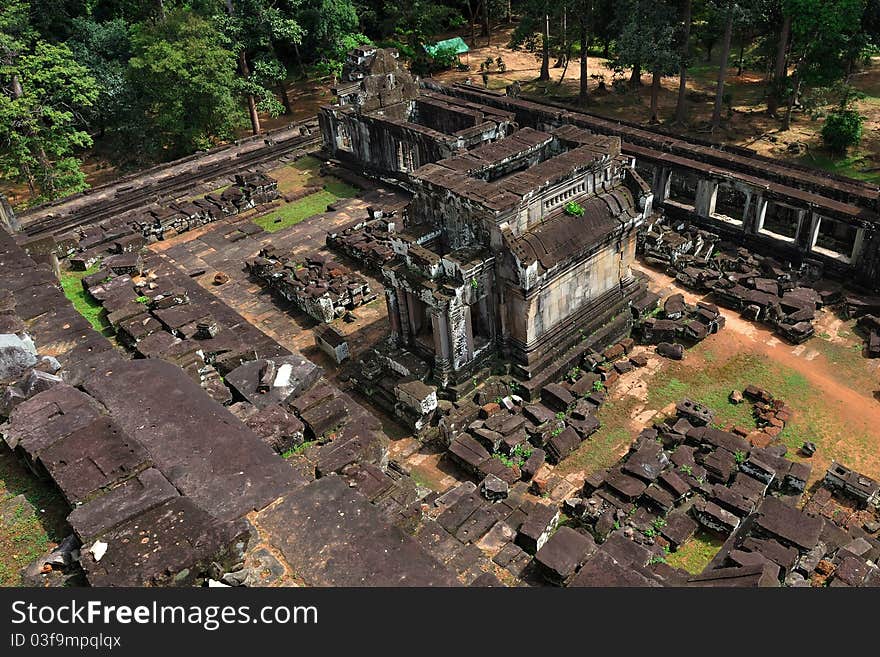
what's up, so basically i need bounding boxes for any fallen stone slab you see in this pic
[534,526,597,585]
[0,333,37,380]
[37,416,152,505]
[2,384,103,456]
[656,342,684,360]
[258,475,459,586]
[243,404,305,453]
[226,355,322,409]
[82,359,299,521]
[79,497,249,587]
[67,468,179,543]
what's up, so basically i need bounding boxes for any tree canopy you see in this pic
[2,0,880,203]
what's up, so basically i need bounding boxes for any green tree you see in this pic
[218,0,303,135]
[67,17,136,151]
[509,1,554,81]
[0,39,98,200]
[673,0,693,124]
[781,0,866,130]
[614,0,680,118]
[299,0,371,81]
[821,106,864,153]
[128,10,243,158]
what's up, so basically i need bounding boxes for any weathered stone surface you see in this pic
[82,359,299,520]
[258,476,459,586]
[3,384,103,455]
[67,468,179,542]
[243,404,305,453]
[225,355,322,409]
[38,417,152,505]
[0,333,37,380]
[80,497,249,587]
[534,526,596,585]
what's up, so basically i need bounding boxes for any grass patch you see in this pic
[666,530,725,574]
[798,151,880,185]
[644,344,877,477]
[0,446,69,586]
[59,266,114,336]
[270,155,325,195]
[254,181,358,233]
[291,155,322,173]
[555,395,639,476]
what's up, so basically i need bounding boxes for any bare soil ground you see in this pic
[555,261,880,490]
[432,26,880,183]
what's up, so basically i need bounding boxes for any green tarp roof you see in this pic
[424,37,470,57]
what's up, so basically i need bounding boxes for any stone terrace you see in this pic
[0,226,461,587]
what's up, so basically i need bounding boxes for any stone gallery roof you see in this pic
[507,187,638,271]
[412,128,625,213]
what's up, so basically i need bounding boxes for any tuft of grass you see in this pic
[282,440,317,458]
[59,266,114,336]
[254,181,358,233]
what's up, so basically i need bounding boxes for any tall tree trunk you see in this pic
[483,0,490,45]
[36,145,55,199]
[471,2,477,44]
[293,42,306,78]
[239,50,262,135]
[650,68,661,123]
[226,0,261,134]
[11,74,23,100]
[711,6,734,132]
[278,81,292,115]
[579,19,589,104]
[767,13,791,117]
[781,66,800,131]
[674,0,692,125]
[10,75,36,197]
[507,0,512,23]
[540,14,551,80]
[629,62,642,87]
[556,8,567,67]
[737,42,744,76]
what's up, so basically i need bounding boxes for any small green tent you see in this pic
[424,36,470,63]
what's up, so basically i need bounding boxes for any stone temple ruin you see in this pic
[322,47,654,396]
[2,45,880,588]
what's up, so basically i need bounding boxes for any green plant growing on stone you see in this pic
[555,411,565,420]
[734,450,747,464]
[564,201,585,216]
[679,464,693,476]
[282,440,316,458]
[135,295,149,304]
[592,380,604,392]
[652,516,667,530]
[470,276,479,290]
